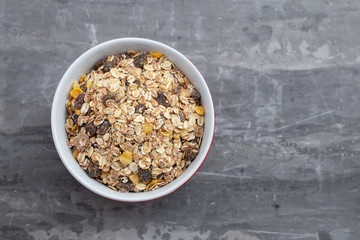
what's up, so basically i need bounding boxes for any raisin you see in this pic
[71,114,79,125]
[98,120,110,135]
[133,79,140,86]
[133,53,146,68]
[139,169,152,183]
[87,163,100,178]
[117,181,133,192]
[85,123,97,137]
[156,92,169,107]
[179,112,185,122]
[183,148,198,162]
[93,59,106,71]
[191,89,201,105]
[103,93,117,106]
[172,85,181,94]
[135,104,146,114]
[80,82,87,91]
[124,52,132,59]
[73,92,85,109]
[103,62,114,72]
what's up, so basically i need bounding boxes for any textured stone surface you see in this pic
[1,0,360,239]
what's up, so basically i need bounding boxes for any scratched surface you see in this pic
[1,0,360,239]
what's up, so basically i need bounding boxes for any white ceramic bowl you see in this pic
[51,38,215,202]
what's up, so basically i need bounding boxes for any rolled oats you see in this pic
[65,51,205,192]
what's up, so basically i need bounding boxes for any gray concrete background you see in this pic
[1,0,360,239]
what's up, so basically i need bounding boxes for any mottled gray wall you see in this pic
[1,0,360,239]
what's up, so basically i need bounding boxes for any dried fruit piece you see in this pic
[93,59,106,71]
[129,174,139,184]
[88,163,100,177]
[191,89,201,105]
[139,169,152,183]
[117,181,132,192]
[142,122,153,134]
[103,93,116,106]
[150,52,163,58]
[119,150,133,165]
[195,106,205,115]
[71,114,79,125]
[86,79,93,88]
[98,120,110,135]
[75,109,81,116]
[156,92,169,107]
[133,53,146,68]
[80,75,86,83]
[73,81,80,89]
[70,88,83,99]
[135,104,146,114]
[183,148,198,162]
[103,61,116,72]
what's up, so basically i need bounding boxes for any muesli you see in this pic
[65,51,205,192]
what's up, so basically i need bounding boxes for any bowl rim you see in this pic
[51,37,215,202]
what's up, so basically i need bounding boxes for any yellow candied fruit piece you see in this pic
[129,174,139,184]
[195,106,205,115]
[72,81,80,89]
[146,179,163,190]
[150,52,163,58]
[119,150,133,165]
[142,123,153,134]
[70,88,83,98]
[161,131,172,137]
[75,109,81,115]
[71,125,77,131]
[72,150,79,159]
[79,74,86,83]
[100,171,110,179]
[86,79,93,88]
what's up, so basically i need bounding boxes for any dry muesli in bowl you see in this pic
[52,38,215,201]
[65,51,205,192]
